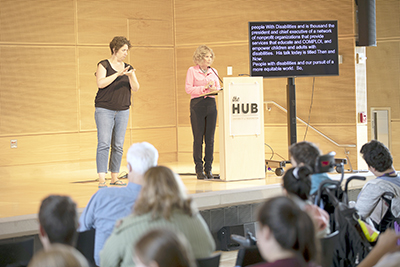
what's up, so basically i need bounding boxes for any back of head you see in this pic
[38,195,78,246]
[134,166,193,219]
[257,196,316,263]
[283,166,312,200]
[289,141,321,171]
[360,140,393,172]
[134,229,196,267]
[127,142,159,175]
[28,244,89,267]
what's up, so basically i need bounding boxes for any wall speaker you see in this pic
[357,0,376,46]
[216,223,257,251]
[217,225,244,251]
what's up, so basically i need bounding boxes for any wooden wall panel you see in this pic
[130,48,176,128]
[174,0,354,45]
[0,46,77,135]
[0,131,98,167]
[77,0,173,45]
[129,19,174,47]
[375,0,400,39]
[77,0,136,45]
[391,121,400,170]
[78,46,110,131]
[0,0,75,44]
[365,0,400,170]
[126,127,177,163]
[366,41,400,119]
[0,134,81,166]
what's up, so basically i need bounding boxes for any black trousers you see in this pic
[190,97,217,172]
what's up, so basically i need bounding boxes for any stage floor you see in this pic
[0,160,373,240]
[0,162,284,219]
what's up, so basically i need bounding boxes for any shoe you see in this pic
[205,170,214,179]
[110,180,126,186]
[98,182,108,188]
[196,171,206,180]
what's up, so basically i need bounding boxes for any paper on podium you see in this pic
[200,88,223,97]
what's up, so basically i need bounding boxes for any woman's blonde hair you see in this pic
[28,244,89,267]
[193,45,215,65]
[134,166,194,219]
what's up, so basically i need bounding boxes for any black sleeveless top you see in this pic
[94,59,133,111]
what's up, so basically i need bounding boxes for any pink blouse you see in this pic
[185,65,221,99]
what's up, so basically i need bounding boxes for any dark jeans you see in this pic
[190,97,217,172]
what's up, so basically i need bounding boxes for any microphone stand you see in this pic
[208,66,223,90]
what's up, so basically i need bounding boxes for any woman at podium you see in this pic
[185,45,221,179]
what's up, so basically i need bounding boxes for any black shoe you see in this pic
[196,171,206,180]
[205,170,214,179]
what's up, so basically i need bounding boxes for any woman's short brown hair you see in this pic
[134,166,194,219]
[193,45,215,65]
[109,36,132,55]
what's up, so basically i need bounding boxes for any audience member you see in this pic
[38,195,79,250]
[289,141,331,195]
[282,166,330,238]
[79,142,159,266]
[133,228,197,267]
[28,244,89,267]
[100,166,215,267]
[355,140,400,230]
[253,196,318,267]
[357,228,400,267]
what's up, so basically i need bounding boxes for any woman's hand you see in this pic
[125,66,140,92]
[206,81,218,92]
[118,66,133,76]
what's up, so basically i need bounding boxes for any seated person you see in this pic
[78,142,159,266]
[357,228,400,267]
[133,228,196,267]
[282,166,330,238]
[355,140,400,231]
[28,243,89,267]
[38,195,79,250]
[100,166,216,267]
[289,141,331,195]
[253,196,318,267]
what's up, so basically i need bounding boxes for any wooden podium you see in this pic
[218,77,265,181]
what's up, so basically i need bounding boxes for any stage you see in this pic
[0,161,372,240]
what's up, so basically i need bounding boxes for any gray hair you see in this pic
[126,142,159,175]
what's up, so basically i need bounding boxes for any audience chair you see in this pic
[235,245,265,267]
[0,237,34,267]
[319,230,339,267]
[75,228,96,267]
[196,253,221,267]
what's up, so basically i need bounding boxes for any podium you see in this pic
[218,77,265,181]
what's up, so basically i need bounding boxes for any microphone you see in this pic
[208,66,223,88]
